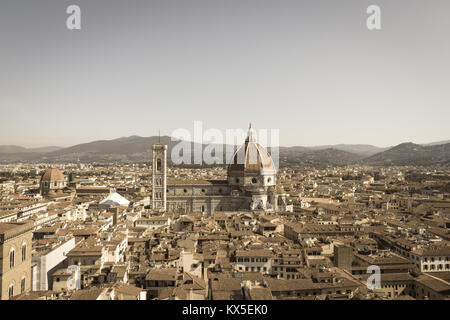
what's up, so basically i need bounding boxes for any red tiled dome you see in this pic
[228,123,276,176]
[40,168,65,182]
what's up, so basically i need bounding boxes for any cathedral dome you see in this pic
[40,168,65,182]
[227,123,277,180]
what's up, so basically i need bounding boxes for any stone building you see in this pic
[0,222,33,300]
[152,124,288,215]
[39,168,67,197]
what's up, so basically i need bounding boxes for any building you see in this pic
[334,245,353,271]
[31,237,76,291]
[0,222,33,300]
[39,168,67,197]
[152,124,288,215]
[99,192,130,208]
[66,246,107,269]
[235,250,273,274]
[409,247,450,273]
[134,216,171,231]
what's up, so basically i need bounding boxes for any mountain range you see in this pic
[0,136,449,167]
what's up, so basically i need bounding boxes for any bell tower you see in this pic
[152,143,167,211]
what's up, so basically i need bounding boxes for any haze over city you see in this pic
[1,0,449,148]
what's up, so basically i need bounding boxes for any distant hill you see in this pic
[0,145,29,153]
[45,137,369,165]
[0,136,449,167]
[363,142,450,166]
[303,144,388,156]
[423,140,450,146]
[280,148,364,167]
[0,145,62,154]
[29,146,62,153]
[43,136,183,163]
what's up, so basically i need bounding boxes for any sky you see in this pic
[0,0,449,148]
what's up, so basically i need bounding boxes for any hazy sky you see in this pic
[0,0,449,148]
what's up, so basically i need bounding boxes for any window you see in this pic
[22,244,27,261]
[21,277,26,293]
[10,248,15,269]
[267,177,272,183]
[252,178,257,184]
[235,178,240,183]
[156,159,162,171]
[8,285,14,299]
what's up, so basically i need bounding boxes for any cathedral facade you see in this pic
[152,124,288,215]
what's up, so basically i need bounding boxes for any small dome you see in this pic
[41,168,65,182]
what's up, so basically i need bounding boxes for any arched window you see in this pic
[10,248,15,269]
[8,285,14,299]
[21,277,26,293]
[157,159,162,171]
[22,243,27,261]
